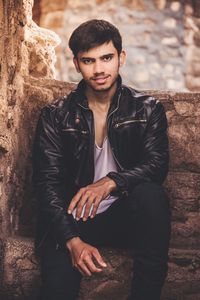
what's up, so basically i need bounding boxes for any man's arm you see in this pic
[67,100,168,221]
[33,105,107,276]
[107,100,169,196]
[32,105,79,248]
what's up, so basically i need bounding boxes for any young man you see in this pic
[33,19,171,300]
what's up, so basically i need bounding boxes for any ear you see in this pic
[73,57,81,73]
[119,50,126,67]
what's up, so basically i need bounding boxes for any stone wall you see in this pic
[1,0,200,299]
[33,0,200,91]
[1,76,200,299]
[0,0,61,238]
[185,1,200,91]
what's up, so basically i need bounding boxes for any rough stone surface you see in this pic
[1,237,200,300]
[1,75,200,299]
[185,5,200,91]
[0,0,60,238]
[1,0,200,299]
[1,237,40,300]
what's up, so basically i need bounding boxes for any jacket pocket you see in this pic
[114,119,147,129]
[62,128,89,135]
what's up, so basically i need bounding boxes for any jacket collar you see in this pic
[74,75,123,110]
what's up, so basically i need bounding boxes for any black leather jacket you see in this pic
[32,76,169,252]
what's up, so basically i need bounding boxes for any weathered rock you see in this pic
[1,0,200,299]
[24,21,61,78]
[2,237,40,300]
[165,172,200,213]
[1,237,200,300]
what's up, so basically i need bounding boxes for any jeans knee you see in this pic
[130,182,170,220]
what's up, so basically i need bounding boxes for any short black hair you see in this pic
[68,19,122,57]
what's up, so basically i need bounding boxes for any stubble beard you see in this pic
[88,73,119,93]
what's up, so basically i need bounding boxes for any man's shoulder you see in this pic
[40,91,76,118]
[122,85,160,110]
[122,85,159,105]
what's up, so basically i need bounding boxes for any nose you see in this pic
[93,60,104,75]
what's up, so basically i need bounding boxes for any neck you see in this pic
[85,81,118,109]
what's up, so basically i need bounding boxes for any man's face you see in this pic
[73,41,126,92]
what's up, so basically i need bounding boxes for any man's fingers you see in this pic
[92,249,107,268]
[68,189,84,213]
[75,265,85,276]
[83,196,96,221]
[77,261,92,277]
[75,191,92,220]
[90,198,101,219]
[84,255,102,273]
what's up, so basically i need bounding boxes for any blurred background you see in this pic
[32,0,200,91]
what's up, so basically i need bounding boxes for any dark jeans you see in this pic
[38,182,171,300]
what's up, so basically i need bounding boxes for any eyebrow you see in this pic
[80,53,115,61]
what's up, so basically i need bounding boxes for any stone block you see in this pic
[78,248,133,300]
[163,18,177,29]
[186,46,200,63]
[186,75,200,91]
[170,1,181,12]
[162,248,200,300]
[194,31,200,47]
[162,37,179,46]
[123,0,147,11]
[1,237,40,300]
[165,171,200,213]
[0,135,9,154]
[154,0,166,10]
[188,61,200,77]
[1,237,200,299]
[40,0,68,14]
[170,213,200,249]
[168,116,200,172]
[40,11,65,29]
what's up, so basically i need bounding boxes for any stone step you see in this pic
[1,236,200,300]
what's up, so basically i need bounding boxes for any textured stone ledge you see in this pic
[1,236,200,300]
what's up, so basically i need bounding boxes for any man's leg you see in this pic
[78,182,171,300]
[40,181,170,300]
[128,182,171,300]
[38,238,82,300]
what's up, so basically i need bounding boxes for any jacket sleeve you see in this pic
[32,106,79,247]
[107,100,169,196]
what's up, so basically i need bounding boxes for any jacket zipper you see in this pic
[62,128,89,134]
[114,119,147,128]
[106,92,124,171]
[77,103,95,182]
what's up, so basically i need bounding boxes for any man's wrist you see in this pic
[105,176,117,192]
[66,236,82,251]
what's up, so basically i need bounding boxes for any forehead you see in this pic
[77,41,118,59]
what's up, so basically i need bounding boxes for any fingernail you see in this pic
[76,217,79,221]
[90,215,94,218]
[83,217,87,221]
[68,210,71,214]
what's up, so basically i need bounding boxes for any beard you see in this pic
[87,72,119,93]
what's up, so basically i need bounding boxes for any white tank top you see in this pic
[72,136,118,218]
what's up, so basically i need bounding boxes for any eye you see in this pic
[102,55,112,62]
[82,59,93,65]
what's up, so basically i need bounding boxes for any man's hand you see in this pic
[67,176,116,221]
[66,237,107,276]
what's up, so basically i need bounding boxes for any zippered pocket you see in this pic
[62,128,89,134]
[114,119,147,128]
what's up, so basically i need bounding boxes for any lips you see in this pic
[92,75,110,84]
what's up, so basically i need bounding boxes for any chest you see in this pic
[92,110,108,148]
